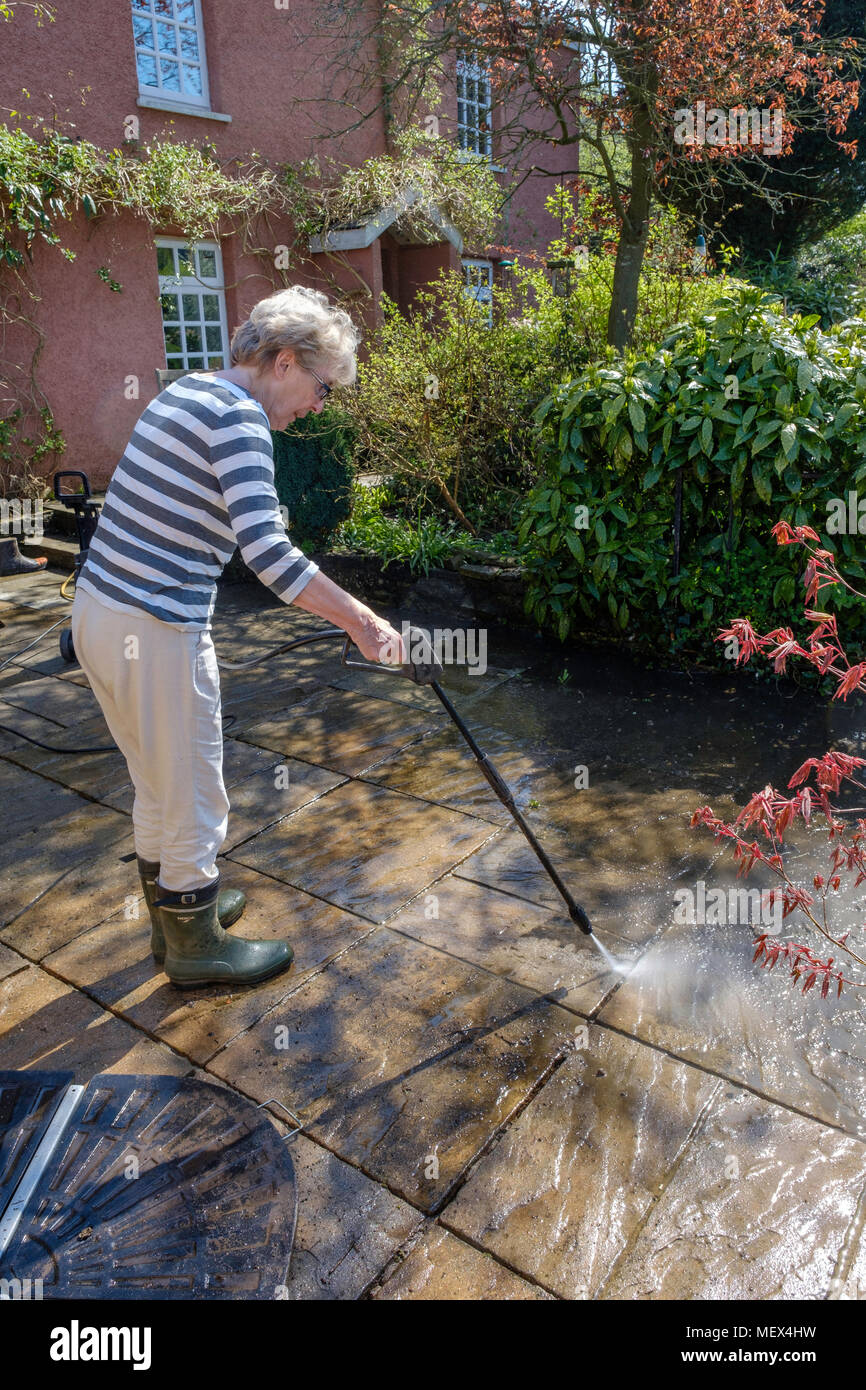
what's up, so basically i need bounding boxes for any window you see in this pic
[457,50,492,158]
[156,239,229,370]
[462,258,493,326]
[131,0,210,108]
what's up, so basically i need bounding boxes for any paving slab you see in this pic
[0,829,138,958]
[830,1186,866,1301]
[387,873,636,1013]
[0,798,131,933]
[237,684,446,777]
[206,926,577,1211]
[0,963,190,1077]
[44,864,375,1064]
[12,730,131,799]
[0,940,28,982]
[220,758,347,851]
[442,1026,720,1298]
[0,576,68,610]
[0,701,76,758]
[466,669,830,806]
[281,1134,424,1299]
[453,827,691,950]
[325,661,519,713]
[0,757,92,844]
[599,1086,866,1300]
[371,1222,555,1300]
[0,672,100,725]
[599,917,866,1139]
[362,722,574,827]
[228,779,495,922]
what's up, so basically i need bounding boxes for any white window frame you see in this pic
[155,237,230,372]
[457,50,493,160]
[131,0,211,110]
[462,258,494,326]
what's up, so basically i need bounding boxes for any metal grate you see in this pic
[0,1072,297,1299]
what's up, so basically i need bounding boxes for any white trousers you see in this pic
[71,585,229,891]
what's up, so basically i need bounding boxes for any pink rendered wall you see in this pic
[0,3,578,488]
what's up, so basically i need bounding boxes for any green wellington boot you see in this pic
[151,874,293,989]
[137,856,247,964]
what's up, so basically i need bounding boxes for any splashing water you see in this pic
[587,932,630,975]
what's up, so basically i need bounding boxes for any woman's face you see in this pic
[265,350,330,429]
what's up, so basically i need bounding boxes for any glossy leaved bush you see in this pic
[520,285,866,662]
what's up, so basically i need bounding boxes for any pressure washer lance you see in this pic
[220,624,595,939]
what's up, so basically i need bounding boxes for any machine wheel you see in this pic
[59,628,76,664]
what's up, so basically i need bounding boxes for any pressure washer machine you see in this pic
[53,469,102,665]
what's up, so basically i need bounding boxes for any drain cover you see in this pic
[0,1072,297,1299]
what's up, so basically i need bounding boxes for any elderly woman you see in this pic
[70,285,404,989]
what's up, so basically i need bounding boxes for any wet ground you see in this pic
[1,567,865,1300]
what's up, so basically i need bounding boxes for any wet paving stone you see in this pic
[221,759,346,851]
[388,874,636,1013]
[0,758,90,844]
[363,723,572,827]
[238,685,446,776]
[441,1027,720,1298]
[455,782,729,889]
[0,702,75,758]
[44,865,374,1064]
[0,941,27,981]
[3,577,864,1299]
[220,676,327,736]
[452,828,676,949]
[0,830,138,958]
[0,798,131,933]
[0,672,100,725]
[14,735,131,800]
[0,964,190,1077]
[599,1087,866,1300]
[282,1134,424,1299]
[228,779,495,922]
[371,1222,554,1300]
[467,667,831,807]
[206,927,576,1210]
[598,917,866,1139]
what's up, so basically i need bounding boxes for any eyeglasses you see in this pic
[305,366,331,402]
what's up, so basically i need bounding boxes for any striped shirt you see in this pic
[76,373,319,630]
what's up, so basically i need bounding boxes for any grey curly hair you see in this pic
[230,285,361,386]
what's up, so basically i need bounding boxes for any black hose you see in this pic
[215,627,346,671]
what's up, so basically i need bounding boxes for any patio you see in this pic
[1,567,865,1300]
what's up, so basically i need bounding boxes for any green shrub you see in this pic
[344,236,739,539]
[520,283,866,662]
[743,225,866,327]
[345,271,550,534]
[271,406,355,551]
[334,481,464,575]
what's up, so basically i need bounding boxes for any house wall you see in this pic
[0,2,579,488]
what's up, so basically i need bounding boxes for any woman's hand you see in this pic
[291,571,405,664]
[350,607,406,665]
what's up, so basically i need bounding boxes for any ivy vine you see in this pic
[0,115,499,492]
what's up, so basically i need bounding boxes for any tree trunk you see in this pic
[607,225,649,351]
[606,67,658,352]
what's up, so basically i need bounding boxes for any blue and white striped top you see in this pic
[76,373,319,629]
